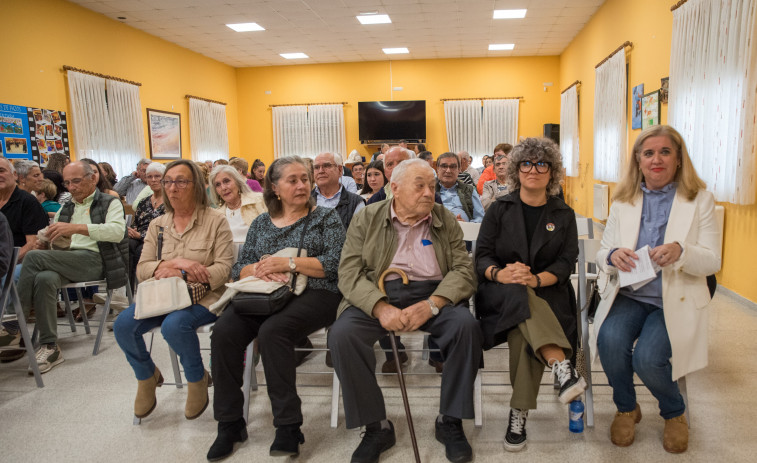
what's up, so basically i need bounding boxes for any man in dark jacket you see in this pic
[311,152,364,231]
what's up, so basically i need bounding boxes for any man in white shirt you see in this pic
[311,152,364,230]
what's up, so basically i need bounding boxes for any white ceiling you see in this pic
[69,0,606,67]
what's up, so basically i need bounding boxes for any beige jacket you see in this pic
[592,189,721,380]
[218,191,267,227]
[137,207,234,312]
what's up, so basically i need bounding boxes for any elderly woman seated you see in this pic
[127,162,166,288]
[475,137,584,452]
[207,156,345,461]
[113,160,233,422]
[481,153,510,210]
[209,165,266,250]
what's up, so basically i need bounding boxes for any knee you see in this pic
[632,342,669,376]
[597,323,628,356]
[327,316,359,351]
[450,311,481,340]
[160,313,191,343]
[113,304,137,341]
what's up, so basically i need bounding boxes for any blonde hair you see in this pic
[614,125,706,204]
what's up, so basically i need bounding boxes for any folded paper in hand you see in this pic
[618,245,661,290]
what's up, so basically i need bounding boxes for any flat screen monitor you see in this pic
[358,100,426,143]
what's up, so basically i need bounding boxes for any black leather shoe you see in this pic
[351,421,396,463]
[380,351,409,374]
[435,416,473,463]
[207,418,248,461]
[270,424,305,457]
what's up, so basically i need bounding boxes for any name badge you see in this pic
[546,223,555,232]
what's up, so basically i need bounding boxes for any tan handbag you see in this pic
[134,277,192,320]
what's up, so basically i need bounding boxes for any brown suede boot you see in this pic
[135,367,163,418]
[186,370,213,420]
[663,414,688,453]
[610,403,642,446]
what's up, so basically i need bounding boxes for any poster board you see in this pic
[0,103,70,165]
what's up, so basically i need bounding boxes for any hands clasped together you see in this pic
[375,300,434,333]
[610,242,682,272]
[154,257,210,283]
[239,255,291,284]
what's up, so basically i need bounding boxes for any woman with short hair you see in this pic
[229,157,263,193]
[126,162,166,288]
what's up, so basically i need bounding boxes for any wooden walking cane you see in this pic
[378,267,421,463]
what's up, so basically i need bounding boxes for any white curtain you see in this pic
[669,0,757,204]
[560,86,580,177]
[189,98,229,162]
[272,106,310,159]
[106,79,145,177]
[308,104,346,159]
[481,99,519,166]
[444,99,519,167]
[67,71,144,178]
[593,49,627,183]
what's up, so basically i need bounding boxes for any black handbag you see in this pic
[230,209,312,317]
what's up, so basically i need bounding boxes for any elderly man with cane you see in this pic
[328,158,482,463]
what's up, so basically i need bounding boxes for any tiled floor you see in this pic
[1,288,755,462]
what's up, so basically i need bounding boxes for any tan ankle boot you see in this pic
[610,403,642,446]
[135,367,163,418]
[663,414,688,453]
[186,370,212,420]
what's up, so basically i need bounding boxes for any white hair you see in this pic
[13,159,39,178]
[404,148,416,159]
[137,158,151,167]
[391,158,434,184]
[145,162,165,176]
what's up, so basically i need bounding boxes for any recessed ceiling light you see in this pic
[357,14,391,25]
[226,22,265,32]
[489,43,515,50]
[383,47,409,54]
[280,52,309,59]
[493,9,527,19]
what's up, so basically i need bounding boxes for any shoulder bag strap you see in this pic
[288,208,313,288]
[157,226,164,260]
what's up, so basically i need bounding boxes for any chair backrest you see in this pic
[576,216,594,238]
[576,238,602,310]
[458,221,481,242]
[0,247,20,319]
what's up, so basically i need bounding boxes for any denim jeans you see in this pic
[114,303,217,382]
[596,294,685,419]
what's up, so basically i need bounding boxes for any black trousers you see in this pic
[328,280,483,429]
[211,288,340,426]
[128,237,143,289]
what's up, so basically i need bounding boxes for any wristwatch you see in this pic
[289,257,296,272]
[427,298,440,316]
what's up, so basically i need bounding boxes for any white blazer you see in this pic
[592,189,721,380]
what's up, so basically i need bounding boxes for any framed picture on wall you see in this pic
[632,83,644,129]
[147,108,181,160]
[641,90,660,130]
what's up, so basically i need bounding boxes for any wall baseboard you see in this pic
[715,285,757,312]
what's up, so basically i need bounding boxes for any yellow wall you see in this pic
[235,56,561,163]
[559,0,757,302]
[1,0,239,160]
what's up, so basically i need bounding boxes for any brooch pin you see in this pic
[546,223,555,231]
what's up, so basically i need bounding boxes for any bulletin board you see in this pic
[0,102,70,166]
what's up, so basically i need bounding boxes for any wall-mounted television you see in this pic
[358,100,426,143]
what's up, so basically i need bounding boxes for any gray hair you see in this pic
[13,159,39,178]
[264,156,315,218]
[437,152,460,168]
[208,164,252,206]
[391,158,434,184]
[318,152,343,166]
[137,158,151,167]
[145,162,165,176]
[0,157,15,174]
[506,137,564,196]
[457,150,472,161]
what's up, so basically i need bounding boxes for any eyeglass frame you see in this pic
[518,160,552,174]
[313,162,338,171]
[160,178,192,189]
[62,173,93,188]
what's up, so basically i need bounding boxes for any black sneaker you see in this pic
[504,408,528,452]
[207,418,248,461]
[435,416,473,463]
[351,420,396,463]
[552,359,587,404]
[269,424,305,457]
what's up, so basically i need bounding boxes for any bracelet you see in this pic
[181,269,188,281]
[534,274,541,288]
[493,268,503,282]
[489,266,500,281]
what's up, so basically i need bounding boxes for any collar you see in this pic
[640,182,677,194]
[389,200,433,227]
[240,191,264,207]
[438,181,458,192]
[72,189,97,206]
[314,184,342,200]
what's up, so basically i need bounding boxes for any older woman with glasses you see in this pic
[113,160,234,422]
[126,162,167,287]
[209,164,267,250]
[481,154,510,210]
[475,137,583,452]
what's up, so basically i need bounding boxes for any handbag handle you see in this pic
[157,226,164,260]
[287,208,313,289]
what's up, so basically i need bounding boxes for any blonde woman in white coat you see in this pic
[209,165,267,248]
[593,125,721,454]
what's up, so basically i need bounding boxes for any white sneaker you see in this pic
[552,359,586,404]
[0,328,21,348]
[29,344,65,374]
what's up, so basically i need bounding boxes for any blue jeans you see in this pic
[597,294,685,419]
[114,303,217,382]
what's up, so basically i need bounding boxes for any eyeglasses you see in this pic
[518,161,551,174]
[438,163,459,171]
[145,175,162,181]
[313,162,336,171]
[161,179,192,189]
[62,177,86,188]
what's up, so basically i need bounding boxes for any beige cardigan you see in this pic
[217,191,267,228]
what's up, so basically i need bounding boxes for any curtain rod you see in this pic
[269,102,347,108]
[185,95,226,106]
[670,0,689,11]
[439,97,523,101]
[561,80,581,94]
[594,41,633,69]
[62,65,141,86]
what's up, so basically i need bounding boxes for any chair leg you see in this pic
[169,346,183,389]
[242,340,255,424]
[330,370,341,428]
[12,284,43,387]
[93,290,113,356]
[422,334,430,361]
[61,289,76,333]
[76,288,91,334]
[474,369,482,427]
[679,376,690,426]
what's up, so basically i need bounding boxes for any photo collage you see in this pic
[29,106,69,166]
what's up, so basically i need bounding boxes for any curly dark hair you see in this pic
[505,137,564,196]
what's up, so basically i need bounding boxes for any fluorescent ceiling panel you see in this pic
[489,43,515,50]
[357,14,391,25]
[383,47,409,54]
[493,9,527,19]
[280,52,309,59]
[226,22,265,32]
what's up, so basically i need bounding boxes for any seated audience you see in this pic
[328,158,482,463]
[594,125,721,453]
[481,154,510,210]
[477,143,513,195]
[13,160,44,195]
[475,137,584,452]
[9,161,127,373]
[480,155,491,173]
[366,147,410,204]
[82,158,119,198]
[204,160,213,170]
[113,160,233,420]
[359,161,386,201]
[0,212,11,281]
[229,157,263,193]
[209,165,266,247]
[458,151,480,185]
[114,159,151,204]
[214,159,229,167]
[312,152,364,230]
[251,159,266,185]
[208,156,345,460]
[413,143,427,155]
[127,162,166,288]
[436,152,484,223]
[43,153,72,204]
[36,178,61,218]
[418,150,434,169]
[44,152,69,175]
[351,162,365,191]
[99,162,118,186]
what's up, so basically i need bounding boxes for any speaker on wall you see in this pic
[543,123,560,145]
